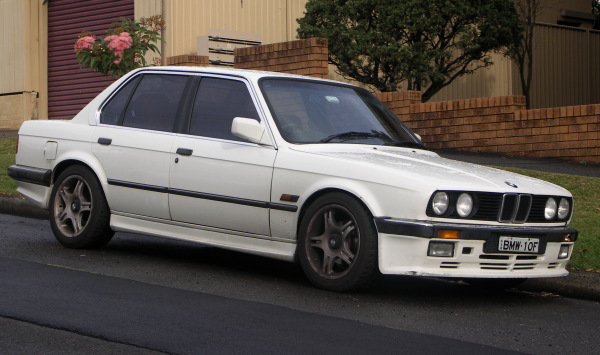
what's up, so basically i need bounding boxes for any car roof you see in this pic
[131,66,344,85]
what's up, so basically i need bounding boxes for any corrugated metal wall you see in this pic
[135,0,161,20]
[47,0,134,120]
[530,24,600,109]
[430,53,516,103]
[431,23,600,109]
[163,0,307,58]
[0,0,25,93]
[591,31,600,104]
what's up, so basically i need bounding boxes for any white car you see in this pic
[9,67,577,291]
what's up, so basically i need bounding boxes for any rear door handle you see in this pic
[97,137,112,145]
[176,148,193,156]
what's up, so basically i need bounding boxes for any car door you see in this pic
[92,73,190,219]
[168,76,276,236]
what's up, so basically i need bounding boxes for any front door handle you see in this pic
[176,148,193,156]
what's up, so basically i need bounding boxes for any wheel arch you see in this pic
[297,188,375,230]
[51,154,110,202]
[294,187,379,262]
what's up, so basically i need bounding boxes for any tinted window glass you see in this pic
[189,78,259,141]
[100,75,141,125]
[261,79,419,146]
[122,74,188,132]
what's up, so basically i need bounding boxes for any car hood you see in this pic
[287,144,570,196]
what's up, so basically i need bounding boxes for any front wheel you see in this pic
[298,193,378,292]
[49,165,114,249]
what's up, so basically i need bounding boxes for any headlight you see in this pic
[432,192,449,215]
[456,193,473,217]
[558,198,570,220]
[544,198,557,220]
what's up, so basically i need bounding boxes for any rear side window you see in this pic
[122,74,189,132]
[100,76,140,125]
[189,78,259,141]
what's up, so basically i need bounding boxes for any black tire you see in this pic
[49,165,113,249]
[298,192,378,292]
[464,278,526,290]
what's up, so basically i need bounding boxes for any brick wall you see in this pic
[166,55,209,67]
[376,91,600,164]
[234,38,328,78]
[374,91,421,121]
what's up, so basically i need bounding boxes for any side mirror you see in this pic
[231,117,271,145]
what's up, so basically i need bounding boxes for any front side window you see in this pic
[260,79,421,147]
[189,78,259,141]
[119,74,188,132]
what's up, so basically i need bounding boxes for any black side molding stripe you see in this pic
[269,203,298,212]
[107,179,298,212]
[170,188,269,208]
[8,165,52,187]
[107,179,168,193]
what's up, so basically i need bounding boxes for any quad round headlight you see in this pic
[545,198,557,220]
[456,193,473,217]
[558,198,570,220]
[432,192,449,215]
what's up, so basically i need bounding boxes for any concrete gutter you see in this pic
[0,194,48,220]
[1,193,598,301]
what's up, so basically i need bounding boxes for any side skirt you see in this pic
[110,212,297,262]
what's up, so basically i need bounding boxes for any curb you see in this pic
[1,194,599,302]
[0,194,48,220]
[521,271,600,301]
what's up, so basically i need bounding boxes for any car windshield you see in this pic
[260,79,423,147]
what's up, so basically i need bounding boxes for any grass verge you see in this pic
[0,137,598,270]
[0,138,17,196]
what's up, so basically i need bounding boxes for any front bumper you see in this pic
[375,218,577,278]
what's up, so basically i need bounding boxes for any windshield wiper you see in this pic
[383,141,427,149]
[320,131,392,143]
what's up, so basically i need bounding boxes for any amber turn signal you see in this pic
[437,230,460,239]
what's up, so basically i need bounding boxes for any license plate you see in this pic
[498,236,540,253]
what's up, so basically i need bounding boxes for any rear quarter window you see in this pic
[100,74,189,132]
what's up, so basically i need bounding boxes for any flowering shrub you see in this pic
[74,15,165,78]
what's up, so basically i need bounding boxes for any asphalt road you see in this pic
[1,214,599,354]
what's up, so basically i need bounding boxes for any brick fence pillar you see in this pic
[234,38,328,78]
[166,55,209,67]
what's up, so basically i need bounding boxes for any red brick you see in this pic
[568,124,589,133]
[532,127,550,135]
[579,132,599,140]
[559,106,567,117]
[549,126,569,134]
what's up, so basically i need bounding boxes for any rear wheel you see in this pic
[298,193,378,292]
[50,165,113,249]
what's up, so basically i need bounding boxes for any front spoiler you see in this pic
[375,218,577,278]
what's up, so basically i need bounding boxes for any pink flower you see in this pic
[74,36,96,52]
[105,32,133,59]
